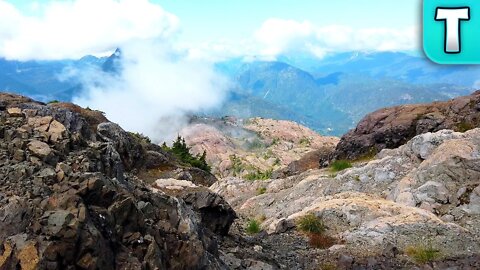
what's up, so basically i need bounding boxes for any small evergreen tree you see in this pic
[162,136,211,172]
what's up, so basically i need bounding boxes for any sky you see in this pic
[1,0,422,61]
[157,0,420,44]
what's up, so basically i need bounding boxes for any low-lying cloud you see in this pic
[71,41,229,142]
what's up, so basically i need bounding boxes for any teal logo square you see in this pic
[424,0,480,64]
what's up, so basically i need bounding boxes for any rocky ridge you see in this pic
[334,90,480,160]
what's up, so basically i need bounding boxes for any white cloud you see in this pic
[253,19,418,59]
[183,19,418,61]
[71,40,230,142]
[0,0,229,142]
[0,0,179,60]
[255,19,313,57]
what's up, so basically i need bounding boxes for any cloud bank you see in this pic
[0,0,178,60]
[187,19,418,61]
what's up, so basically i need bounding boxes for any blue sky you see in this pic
[1,0,421,60]
[157,0,420,44]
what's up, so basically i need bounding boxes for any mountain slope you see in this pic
[220,56,473,135]
[180,116,338,178]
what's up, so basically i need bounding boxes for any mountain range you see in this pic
[0,51,478,135]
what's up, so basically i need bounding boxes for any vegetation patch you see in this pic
[299,136,311,146]
[353,147,377,162]
[297,214,336,249]
[245,219,261,234]
[308,233,336,249]
[244,169,272,181]
[318,263,337,270]
[456,121,474,132]
[297,213,325,234]
[271,137,280,146]
[273,157,281,166]
[262,150,274,160]
[330,160,352,172]
[162,136,211,172]
[256,187,267,195]
[405,243,441,265]
[230,155,244,176]
[245,138,265,150]
[128,132,152,145]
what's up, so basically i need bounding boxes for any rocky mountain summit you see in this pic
[0,93,235,269]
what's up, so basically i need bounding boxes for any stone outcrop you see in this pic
[0,93,234,270]
[334,90,480,160]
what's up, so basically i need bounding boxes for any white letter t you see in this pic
[435,7,470,53]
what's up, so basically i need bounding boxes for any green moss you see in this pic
[330,160,352,172]
[406,243,441,264]
[256,187,267,195]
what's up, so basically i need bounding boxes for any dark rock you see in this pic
[0,93,232,270]
[334,91,480,160]
[181,189,237,236]
[273,147,334,178]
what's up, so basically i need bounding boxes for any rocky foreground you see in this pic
[0,92,480,270]
[212,129,480,268]
[0,93,236,269]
